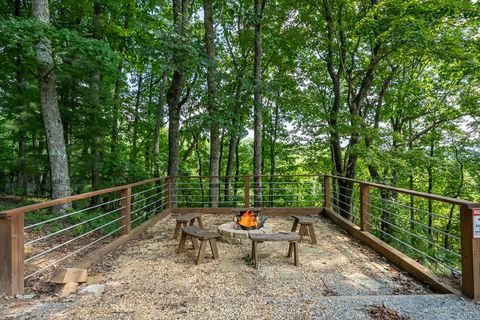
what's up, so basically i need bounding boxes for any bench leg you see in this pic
[293,241,299,266]
[299,224,308,239]
[178,231,187,253]
[197,240,207,264]
[191,236,199,250]
[291,219,299,232]
[308,224,317,244]
[252,241,259,269]
[197,217,204,228]
[287,242,294,258]
[173,222,182,239]
[209,239,219,259]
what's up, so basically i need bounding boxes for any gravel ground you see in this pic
[2,214,479,319]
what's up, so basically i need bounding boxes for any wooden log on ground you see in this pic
[51,268,87,284]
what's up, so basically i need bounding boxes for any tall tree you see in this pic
[253,0,265,207]
[32,0,71,211]
[203,0,220,207]
[167,0,190,205]
[90,0,102,203]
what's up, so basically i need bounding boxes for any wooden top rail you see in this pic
[325,174,479,208]
[0,177,165,218]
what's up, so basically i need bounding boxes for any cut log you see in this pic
[55,282,79,297]
[51,268,87,284]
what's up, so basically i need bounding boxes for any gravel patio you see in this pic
[4,214,480,319]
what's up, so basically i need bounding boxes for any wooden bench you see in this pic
[178,226,220,264]
[249,232,301,269]
[291,215,317,244]
[173,213,204,239]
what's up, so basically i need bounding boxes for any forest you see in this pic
[0,0,479,212]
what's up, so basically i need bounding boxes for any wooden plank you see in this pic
[51,268,87,284]
[460,205,480,299]
[249,232,301,242]
[182,225,220,240]
[175,212,203,222]
[322,207,457,295]
[165,177,171,209]
[170,207,323,216]
[55,282,79,297]
[120,187,131,235]
[323,175,331,209]
[0,214,24,296]
[360,183,371,233]
[72,209,171,270]
[244,176,250,208]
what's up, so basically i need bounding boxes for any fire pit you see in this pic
[217,210,272,244]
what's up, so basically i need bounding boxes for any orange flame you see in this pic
[238,210,258,228]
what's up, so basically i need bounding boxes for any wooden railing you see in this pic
[1,173,479,299]
[0,177,168,296]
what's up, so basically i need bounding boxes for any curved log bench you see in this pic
[178,225,220,264]
[291,215,317,244]
[173,212,204,239]
[249,232,301,269]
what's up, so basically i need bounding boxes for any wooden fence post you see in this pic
[165,176,172,209]
[323,175,330,209]
[120,188,131,235]
[244,176,250,208]
[460,205,480,299]
[360,183,371,233]
[0,212,24,296]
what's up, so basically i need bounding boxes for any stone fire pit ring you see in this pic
[217,221,273,244]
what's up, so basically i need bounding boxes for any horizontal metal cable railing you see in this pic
[168,175,324,208]
[0,177,168,287]
[327,175,468,277]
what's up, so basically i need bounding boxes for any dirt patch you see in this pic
[368,305,409,320]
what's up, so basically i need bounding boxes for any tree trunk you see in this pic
[131,73,143,162]
[154,70,167,178]
[90,0,102,204]
[268,101,279,207]
[253,0,265,207]
[110,3,130,154]
[203,0,220,208]
[444,147,463,249]
[427,140,434,247]
[167,0,190,207]
[32,0,71,212]
[15,0,28,196]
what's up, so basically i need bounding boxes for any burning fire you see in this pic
[238,210,258,228]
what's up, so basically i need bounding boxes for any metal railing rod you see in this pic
[24,224,125,280]
[330,190,356,204]
[364,221,460,273]
[369,202,460,240]
[25,214,125,263]
[131,185,162,197]
[24,197,125,230]
[25,206,125,246]
[131,197,164,215]
[369,215,461,258]
[331,195,359,211]
[131,191,164,206]
[131,206,159,225]
[370,194,455,221]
